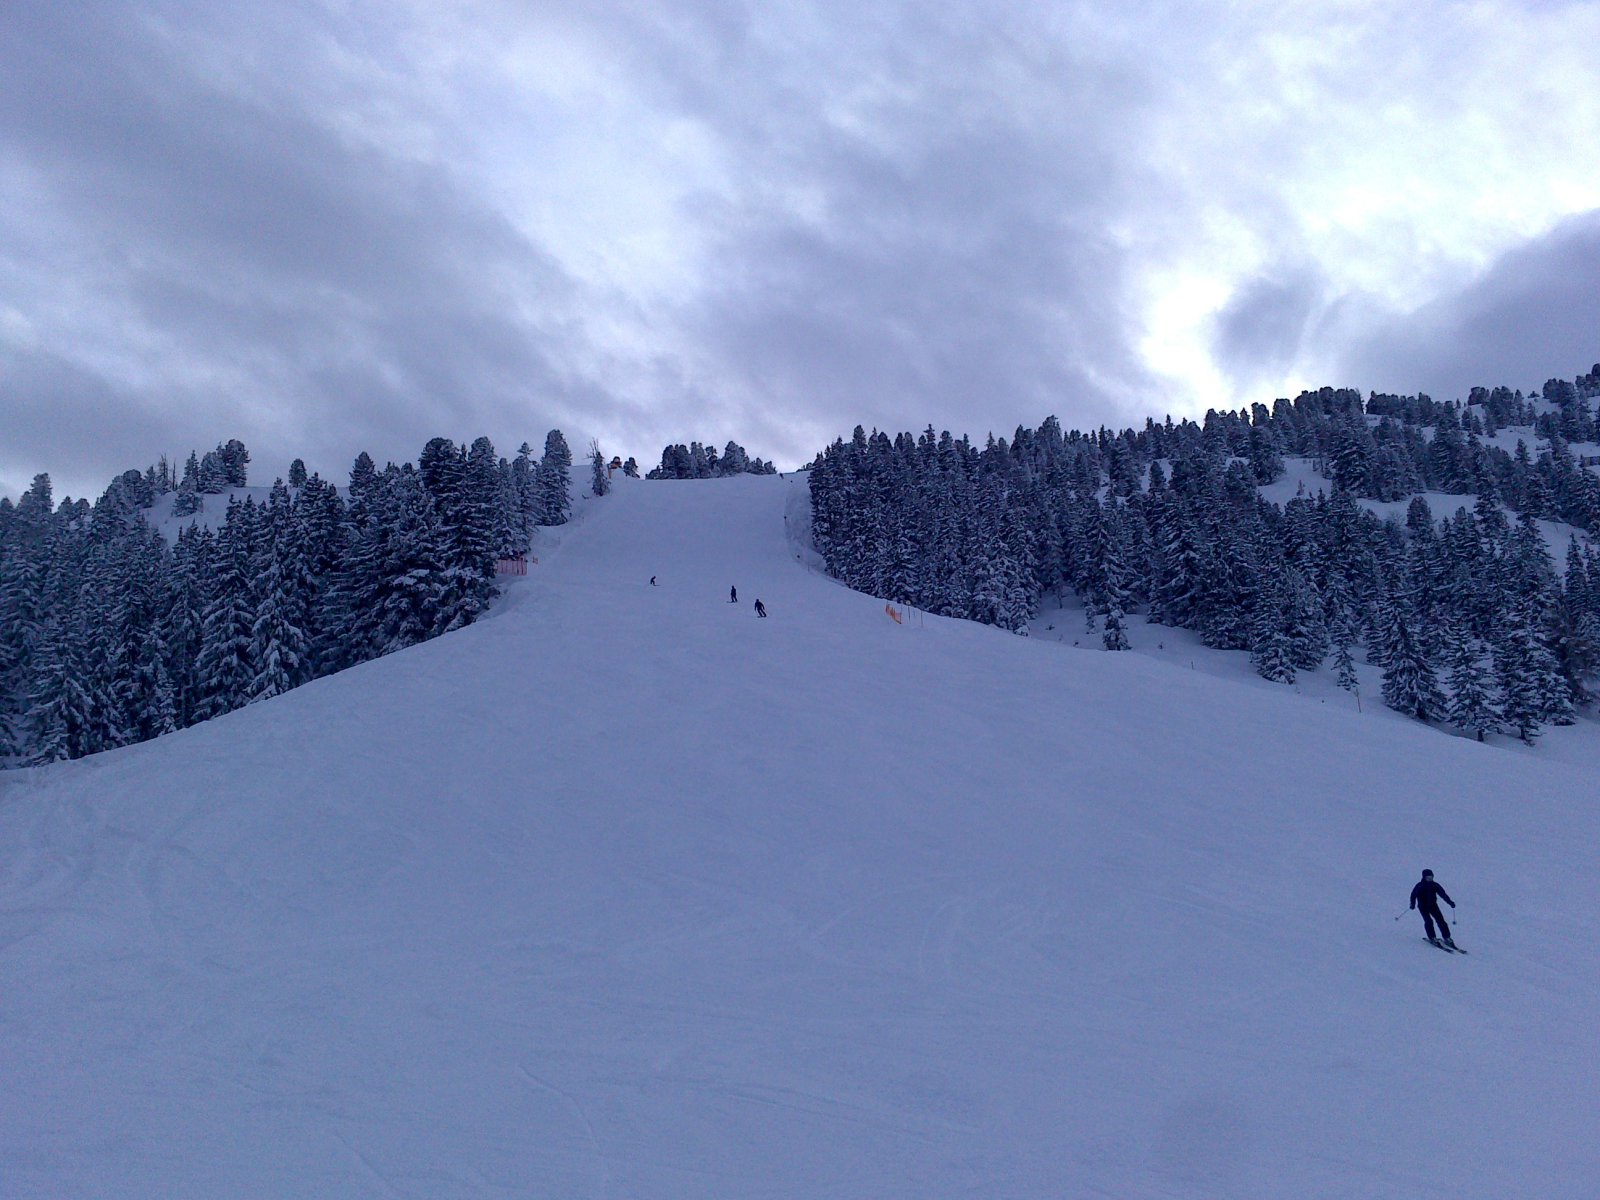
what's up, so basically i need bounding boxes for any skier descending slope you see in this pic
[1411,869,1458,949]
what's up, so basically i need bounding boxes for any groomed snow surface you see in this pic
[3,474,1597,1199]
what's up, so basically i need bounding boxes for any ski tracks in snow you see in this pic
[516,1064,611,1199]
[328,1129,408,1200]
[0,779,101,953]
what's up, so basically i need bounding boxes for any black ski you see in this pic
[1426,937,1455,953]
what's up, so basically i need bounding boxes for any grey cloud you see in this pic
[1335,211,1600,399]
[5,0,1592,501]
[0,346,191,500]
[1211,265,1328,386]
[625,6,1162,445]
[0,2,614,497]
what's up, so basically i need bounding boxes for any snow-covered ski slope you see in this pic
[3,474,1597,1199]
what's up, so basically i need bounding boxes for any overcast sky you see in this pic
[3,0,1598,501]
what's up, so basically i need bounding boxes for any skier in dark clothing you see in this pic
[754,599,767,618]
[1410,869,1456,947]
[730,586,737,604]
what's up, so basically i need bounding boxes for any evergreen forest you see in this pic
[7,366,1600,767]
[0,432,579,766]
[809,368,1600,743]
[646,440,779,479]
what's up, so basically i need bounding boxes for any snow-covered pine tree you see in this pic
[143,645,179,739]
[1551,536,1600,705]
[1000,505,1039,633]
[194,497,259,719]
[492,458,523,557]
[1101,606,1130,651]
[1331,620,1361,692]
[539,431,572,526]
[1472,482,1510,550]
[247,482,312,704]
[1328,415,1374,494]
[1500,509,1555,612]
[75,544,139,757]
[197,449,226,493]
[109,523,174,743]
[348,451,378,502]
[25,621,89,763]
[0,485,52,759]
[414,437,498,633]
[1285,565,1329,671]
[26,537,127,762]
[461,438,503,563]
[543,430,573,470]
[1195,525,1256,651]
[881,512,919,605]
[969,540,1028,634]
[368,467,453,654]
[513,442,538,546]
[1097,501,1136,629]
[962,472,1032,635]
[1249,565,1298,684]
[218,439,250,487]
[1492,608,1547,744]
[1147,506,1203,629]
[1075,500,1108,627]
[1440,507,1492,639]
[442,436,502,627]
[418,436,462,501]
[172,474,202,517]
[1378,589,1445,722]
[1442,624,1499,742]
[164,524,213,728]
[291,474,347,679]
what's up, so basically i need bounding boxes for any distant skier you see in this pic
[1410,869,1456,947]
[650,576,657,586]
[730,586,738,604]
[754,599,767,618]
